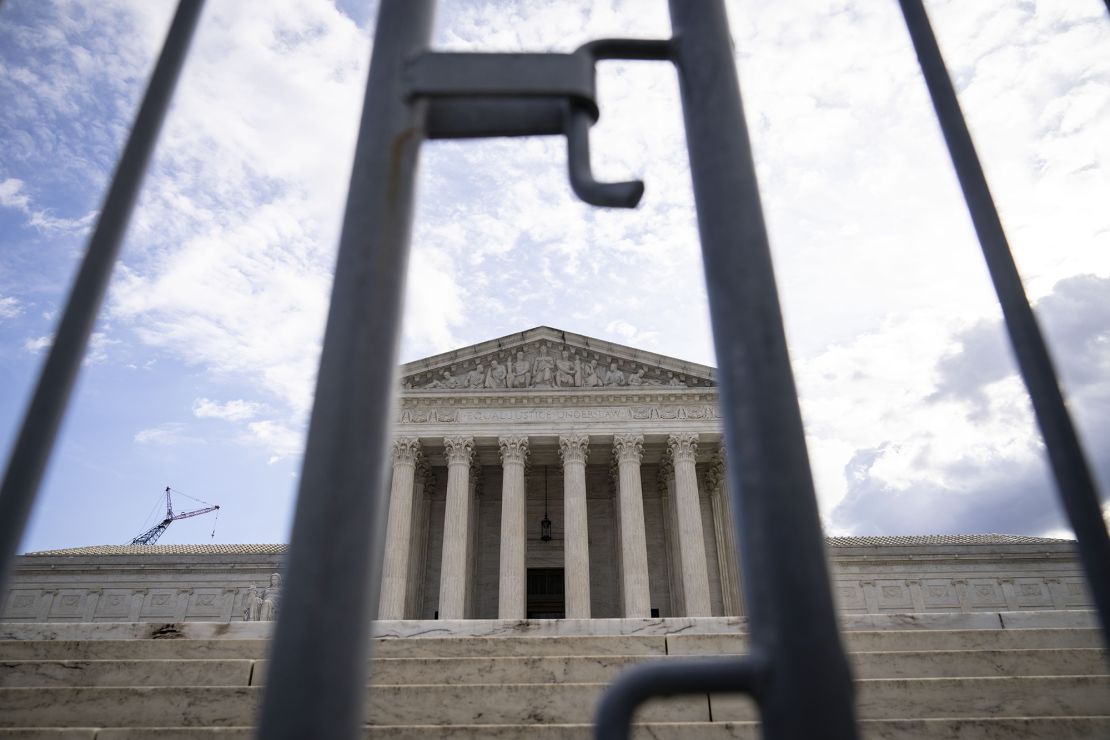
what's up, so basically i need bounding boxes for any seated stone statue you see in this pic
[485,359,508,388]
[465,363,486,389]
[604,361,625,386]
[508,351,531,388]
[555,350,579,387]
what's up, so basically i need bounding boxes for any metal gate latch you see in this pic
[405,38,672,208]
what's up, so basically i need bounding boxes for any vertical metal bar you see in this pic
[898,0,1110,641]
[0,0,204,599]
[255,1,434,738]
[667,1,859,738]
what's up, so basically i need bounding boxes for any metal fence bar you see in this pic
[0,0,204,599]
[601,1,863,735]
[595,654,769,740]
[255,2,434,739]
[600,2,863,737]
[898,0,1110,641]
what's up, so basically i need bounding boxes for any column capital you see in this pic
[558,434,589,465]
[667,432,699,463]
[498,435,530,465]
[612,433,644,464]
[392,437,422,466]
[443,436,475,466]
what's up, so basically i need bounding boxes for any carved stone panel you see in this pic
[920,580,961,609]
[97,590,133,619]
[406,340,712,391]
[1012,579,1053,608]
[142,589,180,619]
[3,590,39,619]
[187,589,228,619]
[966,579,1007,608]
[876,580,913,611]
[49,591,86,619]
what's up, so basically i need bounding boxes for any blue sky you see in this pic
[1,0,1108,552]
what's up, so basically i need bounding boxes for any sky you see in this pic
[0,0,1107,552]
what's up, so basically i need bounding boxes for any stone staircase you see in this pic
[1,612,1108,738]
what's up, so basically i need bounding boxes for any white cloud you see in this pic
[21,330,116,364]
[0,178,30,211]
[0,176,96,233]
[0,295,22,319]
[192,398,263,422]
[133,422,204,446]
[23,334,53,353]
[242,419,303,463]
[85,331,117,365]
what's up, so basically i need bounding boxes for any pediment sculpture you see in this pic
[403,341,711,391]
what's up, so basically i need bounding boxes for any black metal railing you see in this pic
[0,1,1105,739]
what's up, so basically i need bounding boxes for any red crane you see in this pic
[129,486,220,545]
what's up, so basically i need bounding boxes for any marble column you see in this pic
[379,437,422,619]
[438,436,474,619]
[613,433,651,617]
[560,434,591,619]
[668,433,712,616]
[465,464,481,619]
[405,460,431,619]
[658,459,684,617]
[709,453,743,616]
[498,436,530,619]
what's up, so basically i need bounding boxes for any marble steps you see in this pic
[6,719,1110,740]
[3,646,1106,689]
[1,627,1105,662]
[0,610,1096,644]
[0,659,255,687]
[2,676,1110,728]
[0,638,273,661]
[238,647,1110,684]
[674,627,1108,654]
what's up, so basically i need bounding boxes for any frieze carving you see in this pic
[397,404,720,425]
[406,341,711,391]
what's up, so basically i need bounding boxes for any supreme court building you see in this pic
[2,326,1091,624]
[383,325,739,622]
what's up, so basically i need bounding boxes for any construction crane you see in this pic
[129,487,220,545]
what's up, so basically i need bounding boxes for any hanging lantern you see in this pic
[541,465,553,542]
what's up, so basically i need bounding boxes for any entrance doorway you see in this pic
[526,567,565,619]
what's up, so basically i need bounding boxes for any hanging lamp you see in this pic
[540,465,553,542]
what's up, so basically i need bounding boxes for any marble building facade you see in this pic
[1,327,1093,623]
[385,326,736,621]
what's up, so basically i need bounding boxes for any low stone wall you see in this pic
[829,539,1091,614]
[1,540,1091,623]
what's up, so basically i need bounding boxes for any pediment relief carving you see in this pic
[402,339,714,391]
